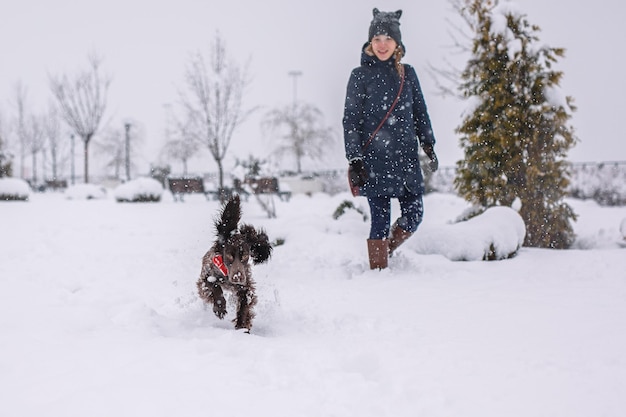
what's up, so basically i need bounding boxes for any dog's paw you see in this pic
[236,327,251,334]
[213,297,227,319]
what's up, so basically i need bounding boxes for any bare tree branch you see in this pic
[262,102,334,174]
[428,0,475,99]
[176,32,254,194]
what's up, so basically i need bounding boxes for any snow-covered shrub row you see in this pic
[567,162,626,206]
[0,178,30,201]
[65,184,108,200]
[426,166,457,194]
[425,162,626,206]
[113,177,163,202]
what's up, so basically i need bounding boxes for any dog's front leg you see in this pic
[210,284,228,319]
[198,279,228,319]
[234,288,257,332]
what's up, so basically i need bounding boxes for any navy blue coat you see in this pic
[343,47,436,197]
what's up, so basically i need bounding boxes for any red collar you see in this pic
[212,254,229,276]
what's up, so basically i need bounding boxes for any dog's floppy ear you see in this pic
[239,224,273,264]
[215,195,241,243]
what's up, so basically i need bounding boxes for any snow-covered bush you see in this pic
[65,183,108,200]
[413,206,526,261]
[0,177,30,201]
[114,177,163,203]
[332,200,368,222]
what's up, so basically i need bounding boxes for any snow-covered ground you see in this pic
[1,189,625,417]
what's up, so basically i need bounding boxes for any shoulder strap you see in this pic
[362,68,405,152]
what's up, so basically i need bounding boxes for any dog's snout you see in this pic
[228,261,247,285]
[231,271,244,284]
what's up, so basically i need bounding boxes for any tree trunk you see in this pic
[83,138,90,183]
[215,159,225,202]
[31,152,37,185]
[51,148,58,181]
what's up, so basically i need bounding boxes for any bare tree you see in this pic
[14,81,28,179]
[98,121,143,180]
[13,83,47,185]
[177,32,253,194]
[24,113,46,186]
[44,102,68,182]
[161,109,201,176]
[98,127,124,179]
[262,102,334,174]
[49,54,111,183]
[161,138,199,176]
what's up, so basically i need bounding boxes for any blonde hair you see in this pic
[365,43,405,76]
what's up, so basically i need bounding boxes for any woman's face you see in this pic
[371,35,397,61]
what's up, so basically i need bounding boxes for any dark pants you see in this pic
[367,190,424,240]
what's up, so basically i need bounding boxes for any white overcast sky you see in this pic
[1,0,624,171]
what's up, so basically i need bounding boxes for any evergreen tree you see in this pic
[453,0,577,248]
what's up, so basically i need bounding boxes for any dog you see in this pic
[197,195,272,332]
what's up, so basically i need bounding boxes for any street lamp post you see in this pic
[124,122,131,181]
[288,70,302,110]
[70,134,75,185]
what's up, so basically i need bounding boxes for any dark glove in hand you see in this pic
[422,144,439,172]
[349,159,368,187]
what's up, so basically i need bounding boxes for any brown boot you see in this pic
[367,239,389,270]
[388,221,413,256]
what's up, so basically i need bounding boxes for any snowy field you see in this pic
[1,189,625,417]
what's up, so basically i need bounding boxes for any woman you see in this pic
[343,8,439,270]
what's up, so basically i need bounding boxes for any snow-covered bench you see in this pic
[168,177,250,202]
[168,177,210,202]
[245,177,291,202]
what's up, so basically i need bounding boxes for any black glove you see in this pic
[422,143,439,172]
[348,158,368,187]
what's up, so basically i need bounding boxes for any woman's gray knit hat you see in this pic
[368,8,403,46]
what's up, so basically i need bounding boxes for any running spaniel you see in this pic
[197,195,272,332]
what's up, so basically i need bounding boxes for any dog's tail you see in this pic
[215,195,241,243]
